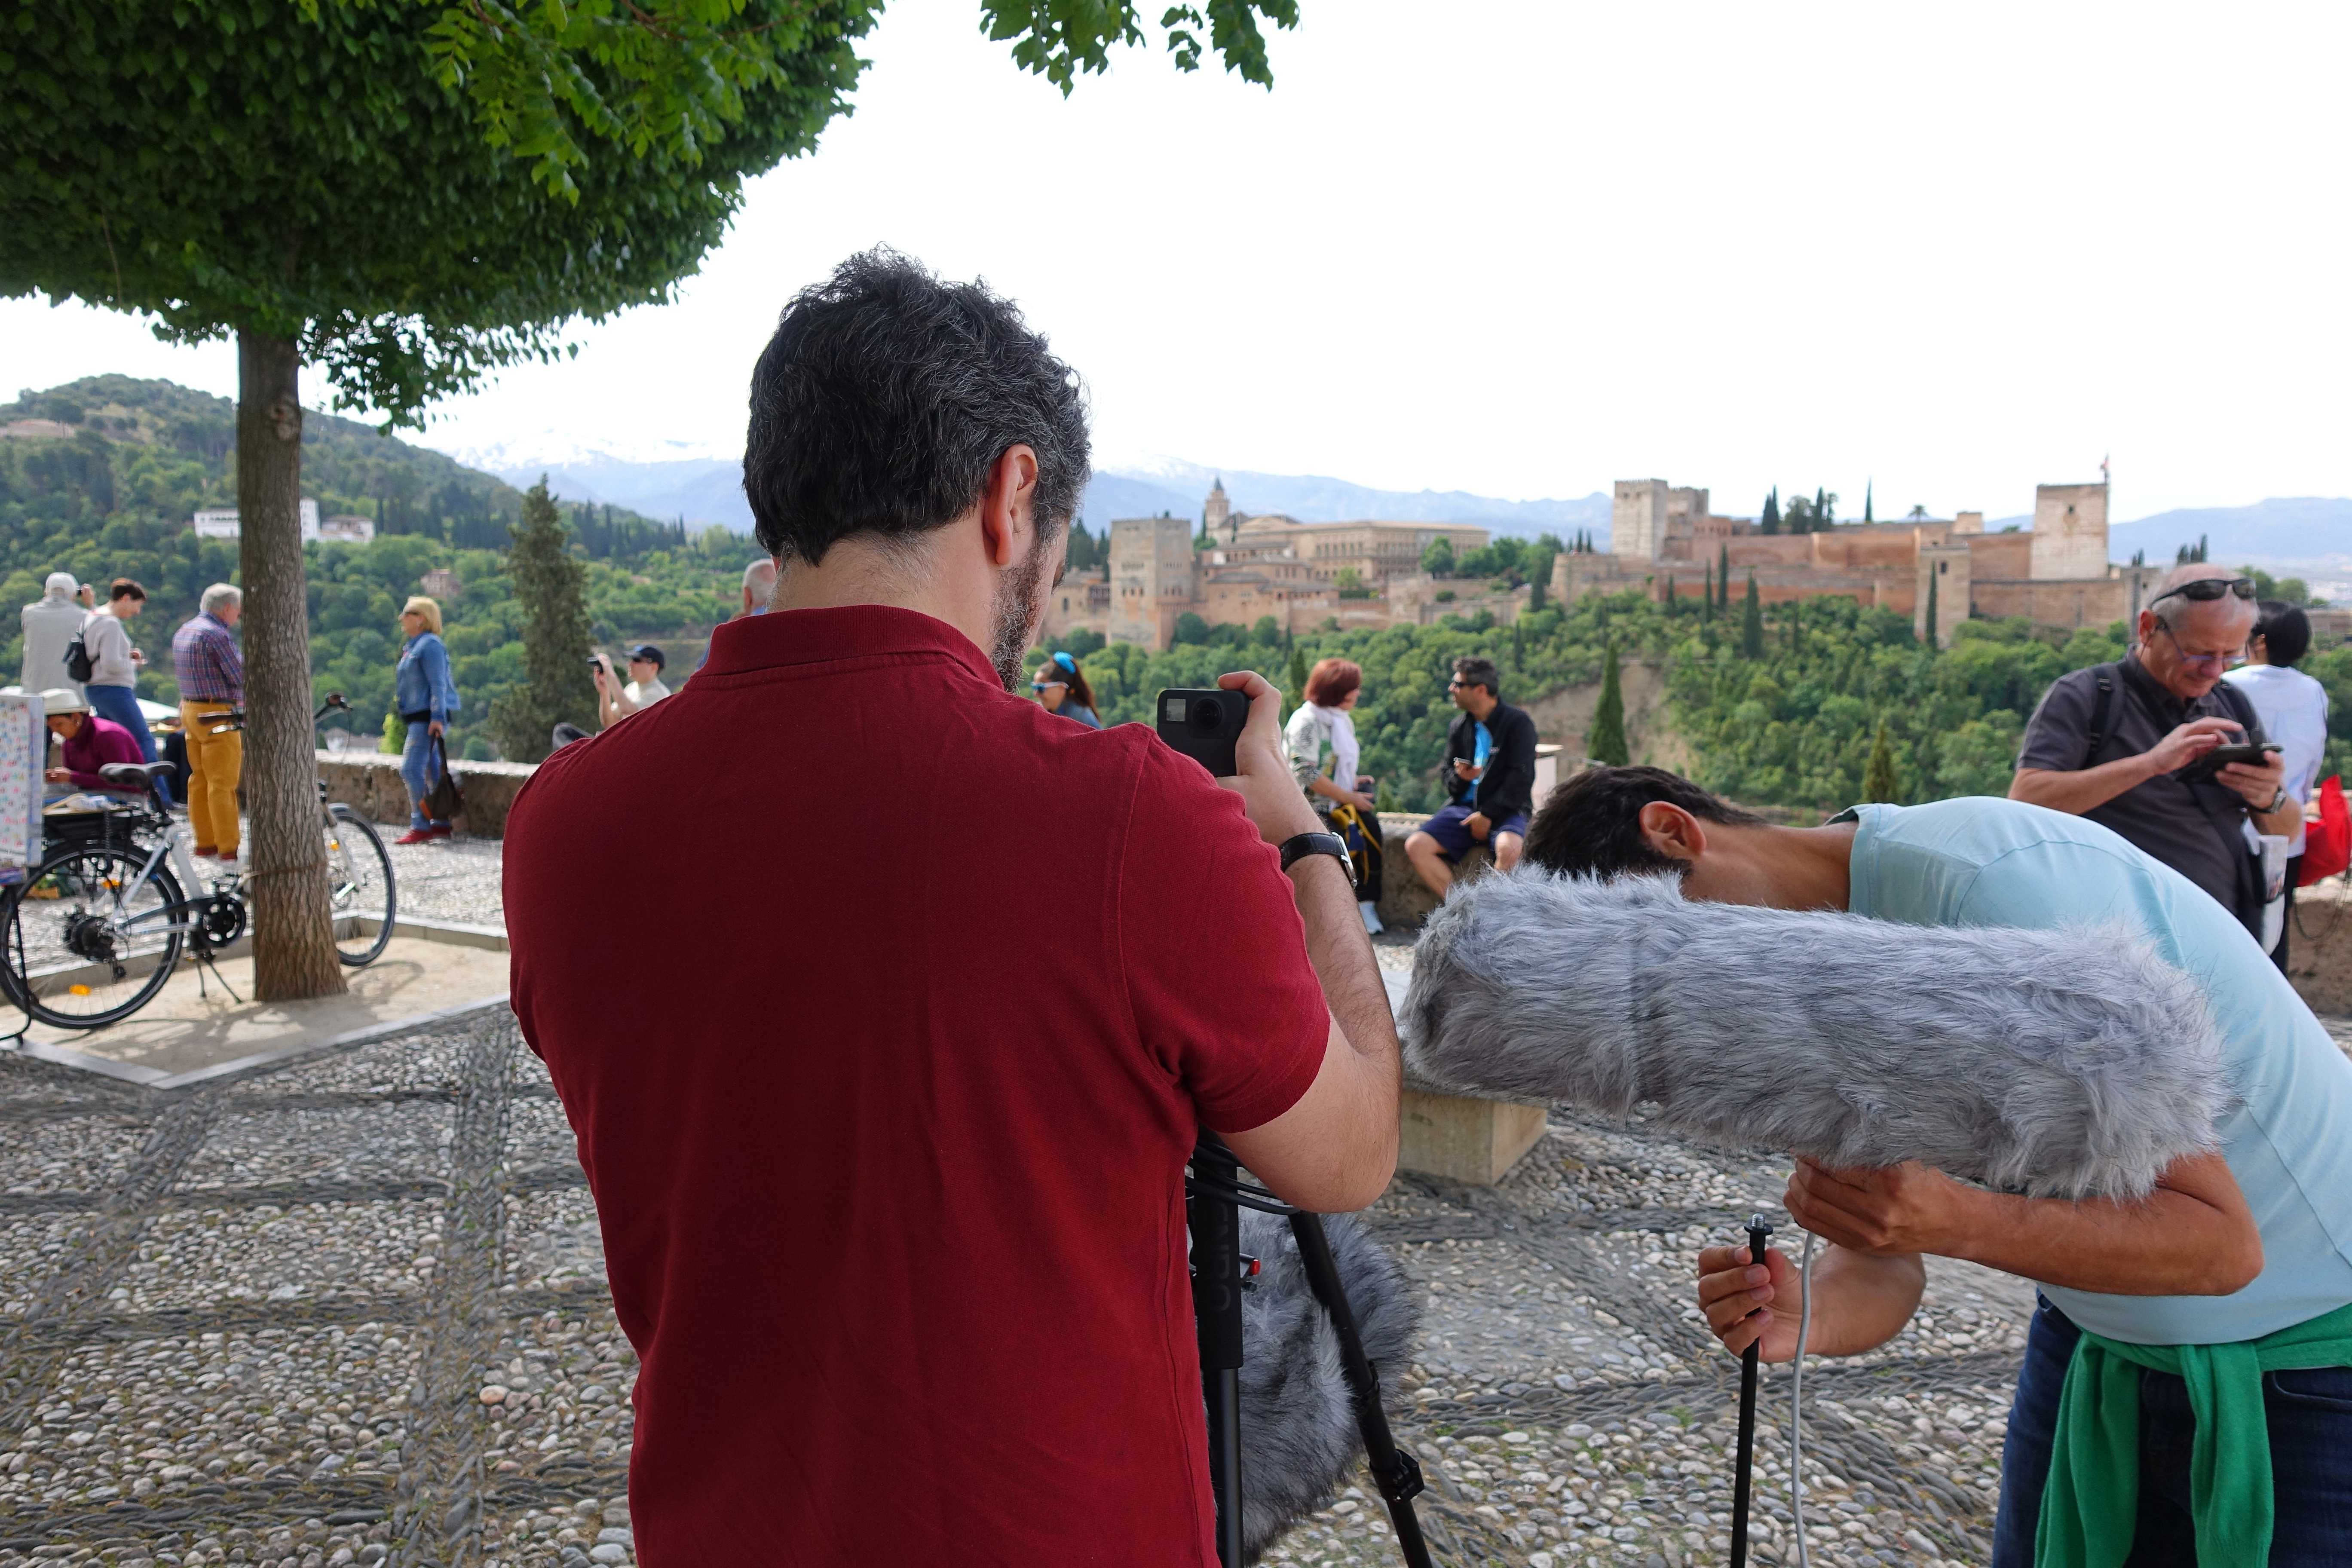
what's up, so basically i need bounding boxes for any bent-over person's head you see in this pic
[41,687,91,739]
[1305,658,1362,710]
[1525,764,1777,902]
[109,578,147,614]
[744,249,1090,689]
[199,582,242,625]
[2137,565,2257,702]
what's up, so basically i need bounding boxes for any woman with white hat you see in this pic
[40,687,147,797]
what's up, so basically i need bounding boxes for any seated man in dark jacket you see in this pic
[1405,655,1537,896]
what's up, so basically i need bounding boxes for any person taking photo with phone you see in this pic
[504,251,1400,1568]
[2011,564,2300,937]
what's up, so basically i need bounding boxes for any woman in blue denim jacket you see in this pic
[394,595,462,843]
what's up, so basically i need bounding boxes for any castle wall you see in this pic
[1613,480,1669,561]
[1916,545,1971,649]
[1966,532,2034,578]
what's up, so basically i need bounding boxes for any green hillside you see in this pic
[2,378,745,757]
[1053,591,2352,813]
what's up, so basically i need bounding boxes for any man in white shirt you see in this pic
[2224,600,2332,971]
[593,644,671,729]
[18,572,85,698]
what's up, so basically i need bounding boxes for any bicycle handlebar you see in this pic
[203,693,349,734]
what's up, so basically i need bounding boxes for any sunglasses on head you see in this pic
[2147,577,2256,610]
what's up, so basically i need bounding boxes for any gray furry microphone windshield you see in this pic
[1233,1209,1416,1562]
[1398,871,2231,1200]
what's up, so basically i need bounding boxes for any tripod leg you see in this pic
[1288,1213,1436,1568]
[1191,1143,1247,1568]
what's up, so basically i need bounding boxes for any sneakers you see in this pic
[393,829,435,845]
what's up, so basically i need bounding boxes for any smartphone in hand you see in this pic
[2208,742,2281,767]
[1155,688,1248,778]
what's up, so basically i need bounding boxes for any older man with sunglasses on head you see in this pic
[2012,564,2301,937]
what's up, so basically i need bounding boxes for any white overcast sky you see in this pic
[6,0,2349,520]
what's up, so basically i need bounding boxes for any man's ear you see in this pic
[1636,801,1706,865]
[977,444,1041,569]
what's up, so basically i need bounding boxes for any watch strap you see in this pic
[1278,830,1355,885]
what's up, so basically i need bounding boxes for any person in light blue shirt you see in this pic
[1522,766,2352,1566]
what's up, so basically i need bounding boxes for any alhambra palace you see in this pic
[1044,475,2166,652]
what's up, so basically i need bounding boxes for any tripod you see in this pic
[1187,1137,1436,1568]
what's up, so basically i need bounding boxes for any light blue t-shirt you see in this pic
[1466,721,1492,807]
[1844,797,2352,1346]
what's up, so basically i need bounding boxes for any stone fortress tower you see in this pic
[1559,476,2162,649]
[1107,516,1199,649]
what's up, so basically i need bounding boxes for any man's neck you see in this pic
[770,535,994,655]
[1699,821,1856,912]
[1463,694,1499,723]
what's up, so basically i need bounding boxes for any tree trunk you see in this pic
[237,328,346,1001]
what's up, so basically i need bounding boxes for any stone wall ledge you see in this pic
[315,750,532,838]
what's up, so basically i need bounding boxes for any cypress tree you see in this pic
[1286,643,1310,706]
[490,480,597,763]
[1740,573,1764,658]
[1589,643,1630,766]
[1814,486,1827,528]
[1702,562,1714,623]
[1718,543,1731,609]
[1864,480,1874,524]
[1863,718,1900,802]
[1761,487,1780,534]
[1923,569,1939,648]
[1664,575,1677,606]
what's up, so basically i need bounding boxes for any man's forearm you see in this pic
[1944,1184,2260,1296]
[2254,793,2304,840]
[2010,757,2155,816]
[1798,1246,1927,1357]
[1288,857,1399,1072]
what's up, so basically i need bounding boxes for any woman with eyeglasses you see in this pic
[1030,651,1100,728]
[2011,567,2301,939]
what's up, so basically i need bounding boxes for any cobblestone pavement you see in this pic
[3,992,2345,1568]
[380,839,505,931]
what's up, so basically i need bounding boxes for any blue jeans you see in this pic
[1993,1295,2352,1565]
[401,721,446,830]
[84,683,168,801]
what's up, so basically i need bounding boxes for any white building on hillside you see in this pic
[193,499,322,540]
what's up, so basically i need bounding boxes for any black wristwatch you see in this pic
[2264,788,2289,815]
[1278,830,1355,887]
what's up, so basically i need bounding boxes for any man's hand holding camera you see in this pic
[1216,670,1331,851]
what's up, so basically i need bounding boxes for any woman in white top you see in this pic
[1284,658,1384,934]
[2223,600,2331,970]
[78,578,162,781]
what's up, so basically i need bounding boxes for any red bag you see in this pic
[2298,775,2349,885]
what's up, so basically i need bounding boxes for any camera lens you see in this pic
[1193,699,1225,733]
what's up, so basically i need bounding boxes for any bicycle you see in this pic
[0,695,397,1030]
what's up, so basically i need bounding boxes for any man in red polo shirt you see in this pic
[504,251,1400,1566]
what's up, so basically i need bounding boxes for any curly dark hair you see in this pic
[744,249,1090,566]
[1523,765,1767,879]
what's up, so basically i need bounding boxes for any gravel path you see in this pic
[0,895,2341,1568]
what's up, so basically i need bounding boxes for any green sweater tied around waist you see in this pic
[2034,1298,2352,1567]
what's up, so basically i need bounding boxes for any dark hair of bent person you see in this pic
[109,578,146,603]
[1452,655,1501,697]
[1523,764,1769,879]
[744,248,1091,567]
[2253,600,2312,668]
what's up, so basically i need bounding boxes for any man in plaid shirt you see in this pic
[172,583,245,860]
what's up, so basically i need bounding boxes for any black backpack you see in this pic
[63,630,94,684]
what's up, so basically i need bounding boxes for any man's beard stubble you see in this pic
[987,522,1062,690]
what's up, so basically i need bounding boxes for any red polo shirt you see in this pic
[505,606,1329,1566]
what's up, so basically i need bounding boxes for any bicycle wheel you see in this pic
[2,846,186,1029]
[325,803,396,966]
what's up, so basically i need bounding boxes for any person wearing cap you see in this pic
[39,688,147,797]
[1028,650,1100,728]
[593,643,670,729]
[20,572,86,698]
[394,596,463,845]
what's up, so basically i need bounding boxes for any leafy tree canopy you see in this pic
[2,0,1291,420]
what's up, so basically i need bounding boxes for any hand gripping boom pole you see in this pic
[1728,1215,1773,1568]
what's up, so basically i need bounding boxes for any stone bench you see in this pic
[1381,968,1548,1188]
[314,750,535,838]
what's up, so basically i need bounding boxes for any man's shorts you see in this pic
[1416,801,1529,861]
